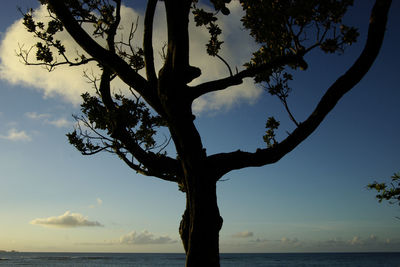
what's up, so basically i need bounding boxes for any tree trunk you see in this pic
[164,109,223,266]
[180,173,223,267]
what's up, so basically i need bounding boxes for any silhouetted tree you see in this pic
[20,0,391,266]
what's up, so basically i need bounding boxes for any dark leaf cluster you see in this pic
[67,129,101,154]
[368,172,400,206]
[192,6,223,56]
[69,92,166,155]
[266,71,293,99]
[22,9,65,65]
[209,0,231,15]
[117,47,145,72]
[263,116,280,148]
[20,7,93,70]
[241,0,359,82]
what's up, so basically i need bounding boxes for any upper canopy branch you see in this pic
[160,0,201,85]
[207,0,392,178]
[44,0,163,113]
[143,0,158,85]
[189,54,306,101]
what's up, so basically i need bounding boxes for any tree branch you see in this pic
[143,0,158,84]
[216,54,233,77]
[115,128,181,182]
[17,43,96,71]
[97,65,180,182]
[107,0,121,50]
[161,0,201,84]
[282,98,299,127]
[44,0,163,113]
[189,54,305,101]
[115,148,179,183]
[208,0,392,179]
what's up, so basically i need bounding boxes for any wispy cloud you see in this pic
[89,198,103,209]
[280,237,302,247]
[232,231,254,238]
[25,112,71,128]
[0,128,31,142]
[46,117,71,128]
[25,112,51,120]
[30,211,103,228]
[119,230,177,245]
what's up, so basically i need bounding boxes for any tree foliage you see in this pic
[368,172,400,206]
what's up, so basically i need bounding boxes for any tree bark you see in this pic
[167,110,223,266]
[180,172,223,267]
[159,81,223,266]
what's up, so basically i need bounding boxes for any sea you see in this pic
[0,252,399,266]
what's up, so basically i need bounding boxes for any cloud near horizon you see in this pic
[0,2,261,114]
[232,231,254,238]
[244,234,399,252]
[119,230,177,245]
[76,230,177,246]
[30,211,103,228]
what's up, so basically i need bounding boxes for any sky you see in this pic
[0,0,399,253]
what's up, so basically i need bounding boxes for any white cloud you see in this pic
[30,211,103,228]
[232,231,254,238]
[0,128,31,142]
[0,2,261,114]
[119,230,177,245]
[0,5,98,104]
[75,230,177,247]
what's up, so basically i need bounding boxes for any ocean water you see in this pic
[0,252,399,266]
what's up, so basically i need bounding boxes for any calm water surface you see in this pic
[0,252,399,266]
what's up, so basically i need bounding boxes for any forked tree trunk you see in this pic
[179,173,223,267]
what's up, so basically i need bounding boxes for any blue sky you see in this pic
[0,0,399,253]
